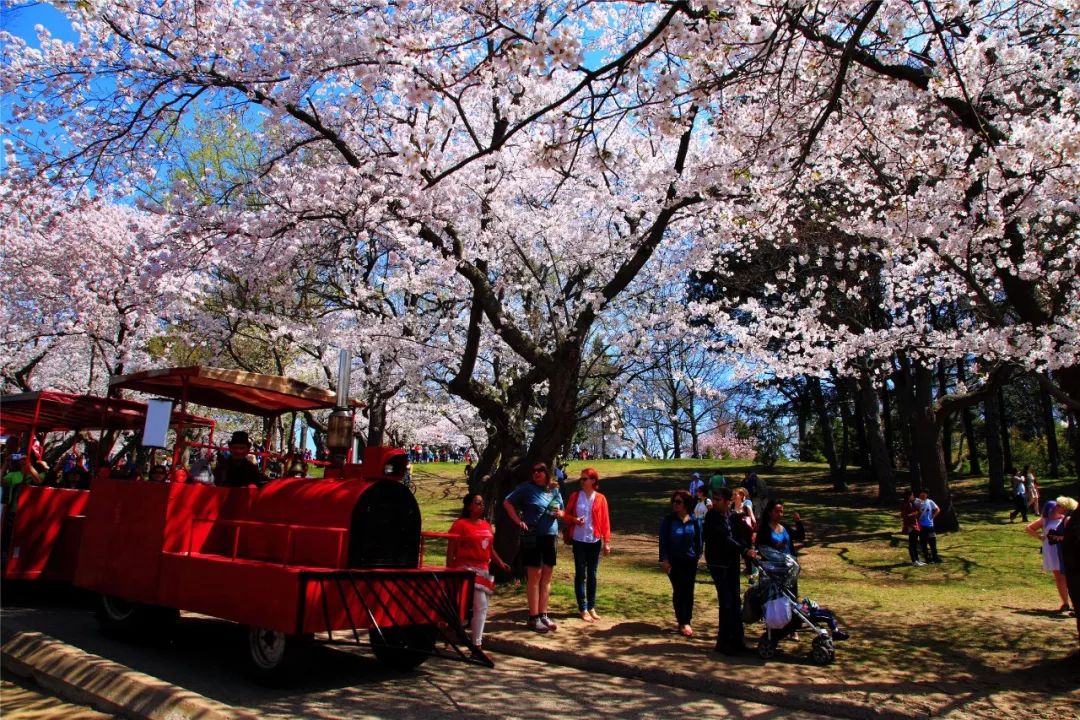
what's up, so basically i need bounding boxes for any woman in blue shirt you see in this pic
[504,463,569,633]
[756,499,806,597]
[659,489,703,638]
[756,499,805,555]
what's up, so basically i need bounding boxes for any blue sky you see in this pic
[2,2,76,42]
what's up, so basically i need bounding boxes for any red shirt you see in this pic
[449,518,495,569]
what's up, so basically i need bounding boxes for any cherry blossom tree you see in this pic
[0,179,185,394]
[4,0,1077,516]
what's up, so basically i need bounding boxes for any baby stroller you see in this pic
[742,546,844,664]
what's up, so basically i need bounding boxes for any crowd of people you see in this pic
[408,444,472,464]
[448,462,1080,658]
[454,464,835,657]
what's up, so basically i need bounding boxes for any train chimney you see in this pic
[326,349,354,468]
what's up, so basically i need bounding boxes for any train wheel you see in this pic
[244,627,305,686]
[369,625,437,671]
[95,594,178,641]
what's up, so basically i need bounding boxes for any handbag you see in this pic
[764,597,793,629]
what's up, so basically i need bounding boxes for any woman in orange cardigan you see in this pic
[562,467,612,622]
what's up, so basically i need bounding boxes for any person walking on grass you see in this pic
[708,471,726,500]
[901,489,923,566]
[914,490,942,563]
[689,472,705,498]
[659,489,703,638]
[1024,465,1040,517]
[1008,468,1028,523]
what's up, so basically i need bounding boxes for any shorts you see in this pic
[520,534,557,568]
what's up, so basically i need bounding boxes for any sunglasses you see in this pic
[532,468,547,474]
[672,499,684,505]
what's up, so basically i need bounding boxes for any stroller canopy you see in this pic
[758,546,801,587]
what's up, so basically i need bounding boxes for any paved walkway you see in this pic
[1,676,115,720]
[3,606,1078,720]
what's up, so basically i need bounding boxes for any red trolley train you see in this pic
[2,364,488,683]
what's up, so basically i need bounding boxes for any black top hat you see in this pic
[227,431,252,447]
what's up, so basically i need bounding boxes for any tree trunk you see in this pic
[669,392,682,459]
[937,360,953,481]
[797,391,811,461]
[998,385,1013,473]
[809,376,845,491]
[911,361,958,531]
[892,362,919,488]
[364,392,389,448]
[956,360,981,475]
[850,377,870,474]
[984,393,1006,500]
[881,384,895,468]
[1068,412,1080,485]
[687,390,701,458]
[858,372,895,502]
[1039,381,1060,478]
[836,377,855,475]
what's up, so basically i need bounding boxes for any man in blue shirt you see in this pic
[915,490,942,564]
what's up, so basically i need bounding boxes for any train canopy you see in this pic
[110,366,363,417]
[0,391,215,435]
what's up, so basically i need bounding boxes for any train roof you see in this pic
[0,390,215,434]
[109,366,361,417]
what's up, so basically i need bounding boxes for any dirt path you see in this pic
[488,528,1080,719]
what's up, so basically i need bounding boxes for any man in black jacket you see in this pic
[703,487,758,655]
[213,431,268,488]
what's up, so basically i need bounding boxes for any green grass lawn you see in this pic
[408,458,1080,671]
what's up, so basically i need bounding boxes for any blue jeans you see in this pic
[572,539,603,611]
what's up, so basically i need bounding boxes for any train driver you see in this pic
[213,431,268,488]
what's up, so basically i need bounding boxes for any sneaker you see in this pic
[832,629,850,641]
[528,616,549,633]
[930,557,942,564]
[539,614,558,631]
[913,560,926,567]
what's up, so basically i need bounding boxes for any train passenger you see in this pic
[448,492,510,652]
[213,431,268,488]
[503,462,570,633]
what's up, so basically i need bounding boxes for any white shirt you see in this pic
[572,491,597,543]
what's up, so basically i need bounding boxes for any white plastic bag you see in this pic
[764,597,792,629]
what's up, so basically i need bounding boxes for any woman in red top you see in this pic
[562,467,612,623]
[448,492,509,650]
[900,489,923,566]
